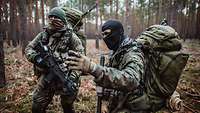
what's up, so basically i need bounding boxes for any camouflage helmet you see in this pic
[48,7,67,24]
[62,7,83,27]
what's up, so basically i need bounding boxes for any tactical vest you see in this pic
[34,31,72,76]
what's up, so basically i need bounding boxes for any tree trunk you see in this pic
[158,0,164,22]
[196,0,200,39]
[187,0,196,39]
[100,12,103,28]
[0,33,6,88]
[16,10,20,44]
[28,0,33,23]
[155,1,159,23]
[115,0,119,19]
[147,0,151,26]
[181,13,186,40]
[2,1,10,45]
[164,1,169,20]
[130,1,135,37]
[167,0,172,26]
[109,0,113,18]
[171,0,178,29]
[10,0,18,47]
[0,0,6,87]
[28,0,33,41]
[96,0,99,49]
[139,0,145,30]
[41,0,45,27]
[18,0,28,54]
[125,0,130,35]
[35,0,40,34]
[185,1,190,39]
[96,0,99,31]
[82,0,87,34]
[0,1,2,33]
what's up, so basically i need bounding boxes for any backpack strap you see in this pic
[143,49,166,95]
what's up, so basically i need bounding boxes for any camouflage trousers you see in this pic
[32,74,80,113]
[107,90,165,113]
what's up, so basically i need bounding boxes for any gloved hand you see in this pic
[34,55,47,69]
[66,50,96,74]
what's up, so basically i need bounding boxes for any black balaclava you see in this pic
[102,20,125,51]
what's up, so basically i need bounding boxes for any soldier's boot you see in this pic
[32,93,53,113]
[60,95,76,113]
[62,104,75,113]
[32,102,46,113]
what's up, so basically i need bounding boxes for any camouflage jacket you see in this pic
[75,31,86,54]
[25,27,84,85]
[92,38,145,92]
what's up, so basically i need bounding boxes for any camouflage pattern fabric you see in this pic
[48,7,67,24]
[75,31,86,54]
[61,7,83,27]
[136,25,182,52]
[135,25,189,112]
[90,38,154,112]
[25,25,84,113]
[31,74,78,113]
[93,38,144,91]
[61,7,86,54]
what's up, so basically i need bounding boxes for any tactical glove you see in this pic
[34,55,47,69]
[66,50,96,74]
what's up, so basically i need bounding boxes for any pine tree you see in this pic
[0,33,5,88]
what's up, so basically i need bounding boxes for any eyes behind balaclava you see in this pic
[102,20,125,51]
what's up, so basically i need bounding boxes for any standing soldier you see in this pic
[25,7,84,113]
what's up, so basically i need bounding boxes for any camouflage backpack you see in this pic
[62,7,83,27]
[61,7,86,54]
[136,25,189,98]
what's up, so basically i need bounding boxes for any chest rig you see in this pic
[41,30,72,60]
[40,29,73,74]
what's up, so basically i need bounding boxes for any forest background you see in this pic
[0,0,200,113]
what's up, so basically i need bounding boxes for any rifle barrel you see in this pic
[72,3,97,30]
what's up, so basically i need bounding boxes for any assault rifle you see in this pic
[96,54,105,113]
[34,41,77,96]
[96,52,114,113]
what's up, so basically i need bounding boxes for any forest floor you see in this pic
[0,39,200,113]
